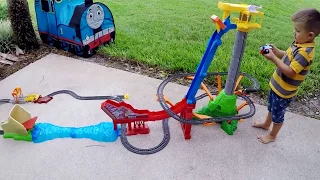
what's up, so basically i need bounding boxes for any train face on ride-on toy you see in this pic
[35,0,115,57]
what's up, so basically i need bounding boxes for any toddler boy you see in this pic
[252,8,320,144]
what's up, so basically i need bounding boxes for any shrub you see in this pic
[0,3,15,53]
[0,19,15,53]
[0,4,8,20]
[7,0,39,51]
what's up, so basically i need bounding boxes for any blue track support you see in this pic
[185,17,236,104]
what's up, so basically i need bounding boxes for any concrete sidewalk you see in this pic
[0,54,319,180]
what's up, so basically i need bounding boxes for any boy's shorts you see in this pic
[267,90,293,124]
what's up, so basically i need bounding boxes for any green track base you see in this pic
[196,89,238,135]
[3,129,32,142]
[221,120,238,135]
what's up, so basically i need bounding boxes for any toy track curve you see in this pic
[118,71,259,155]
[0,99,10,103]
[0,90,125,104]
[120,119,170,155]
[45,90,124,101]
[119,89,256,155]
[157,72,258,124]
[118,91,212,155]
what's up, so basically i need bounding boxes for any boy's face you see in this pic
[293,22,315,44]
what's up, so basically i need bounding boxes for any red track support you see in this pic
[180,103,196,140]
[102,98,200,139]
[126,121,150,136]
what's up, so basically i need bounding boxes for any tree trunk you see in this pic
[7,0,39,51]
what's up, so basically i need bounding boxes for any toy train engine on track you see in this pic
[35,0,115,57]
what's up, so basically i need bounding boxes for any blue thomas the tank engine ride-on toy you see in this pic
[35,0,115,57]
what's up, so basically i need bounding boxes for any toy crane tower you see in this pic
[195,2,264,135]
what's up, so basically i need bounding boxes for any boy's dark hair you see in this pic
[291,8,320,36]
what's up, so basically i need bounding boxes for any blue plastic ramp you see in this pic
[185,17,236,104]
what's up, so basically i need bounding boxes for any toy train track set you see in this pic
[0,2,264,155]
[35,0,115,57]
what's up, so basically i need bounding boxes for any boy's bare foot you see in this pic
[257,134,276,144]
[252,121,269,130]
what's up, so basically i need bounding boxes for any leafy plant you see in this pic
[0,19,15,53]
[7,0,39,51]
[0,4,8,20]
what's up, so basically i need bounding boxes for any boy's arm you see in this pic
[265,49,311,78]
[271,58,296,78]
[274,49,286,59]
[270,44,286,59]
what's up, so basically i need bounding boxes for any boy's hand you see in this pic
[263,49,277,62]
[269,44,277,53]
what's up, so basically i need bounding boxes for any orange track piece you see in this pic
[216,75,222,94]
[234,75,244,91]
[186,76,214,101]
[193,113,216,126]
[237,102,248,111]
[201,84,214,101]
[211,15,226,30]
[237,102,248,123]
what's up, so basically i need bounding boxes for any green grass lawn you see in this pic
[2,0,319,98]
[99,0,320,98]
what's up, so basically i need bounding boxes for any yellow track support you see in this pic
[218,1,264,32]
